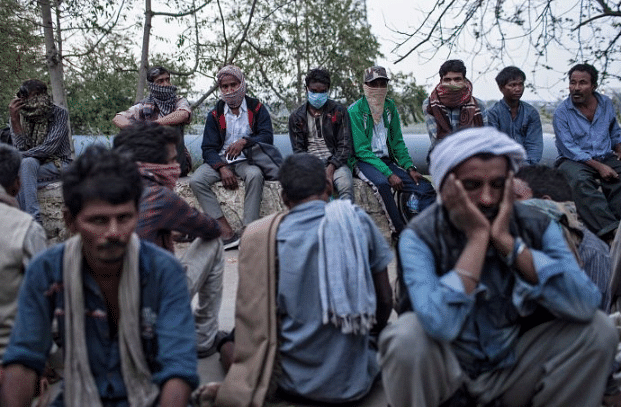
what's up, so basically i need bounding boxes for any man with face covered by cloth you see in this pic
[190,65,274,250]
[113,66,193,175]
[348,66,436,235]
[422,59,487,153]
[378,127,618,407]
[8,79,72,223]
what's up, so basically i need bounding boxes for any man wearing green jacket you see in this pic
[348,66,436,234]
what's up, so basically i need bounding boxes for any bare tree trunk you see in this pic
[136,0,153,102]
[40,0,67,108]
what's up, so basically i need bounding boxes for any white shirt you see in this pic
[220,98,252,163]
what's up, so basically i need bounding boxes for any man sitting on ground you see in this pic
[514,165,612,311]
[113,66,193,175]
[422,59,487,152]
[190,65,274,249]
[554,63,621,242]
[196,153,393,406]
[349,65,436,234]
[113,123,226,358]
[8,79,72,223]
[289,68,354,201]
[0,146,198,406]
[488,66,543,165]
[0,145,46,366]
[379,127,618,407]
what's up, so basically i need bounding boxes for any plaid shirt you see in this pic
[422,97,488,149]
[137,176,220,252]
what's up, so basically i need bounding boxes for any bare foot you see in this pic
[192,382,221,407]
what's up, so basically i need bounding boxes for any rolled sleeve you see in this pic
[399,229,475,341]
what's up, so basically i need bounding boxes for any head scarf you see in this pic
[217,65,247,109]
[146,83,178,117]
[429,127,525,189]
[19,93,54,149]
[363,84,388,125]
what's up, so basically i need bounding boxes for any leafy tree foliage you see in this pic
[387,72,428,127]
[0,0,45,125]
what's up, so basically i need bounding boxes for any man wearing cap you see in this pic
[378,127,618,407]
[422,59,487,152]
[113,66,193,175]
[348,66,436,234]
[189,65,274,249]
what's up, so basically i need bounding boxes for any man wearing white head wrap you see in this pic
[190,65,274,250]
[378,127,618,407]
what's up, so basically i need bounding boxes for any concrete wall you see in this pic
[39,178,392,245]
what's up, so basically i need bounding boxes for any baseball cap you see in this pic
[364,66,390,83]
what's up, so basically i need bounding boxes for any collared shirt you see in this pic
[3,241,199,406]
[276,200,393,402]
[220,98,251,163]
[116,97,192,123]
[136,176,220,252]
[422,97,488,148]
[554,92,621,162]
[488,99,543,164]
[371,121,390,158]
[399,221,600,377]
[10,105,72,163]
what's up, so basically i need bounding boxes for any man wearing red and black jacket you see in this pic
[190,65,274,250]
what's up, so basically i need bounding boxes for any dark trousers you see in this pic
[558,156,621,237]
[356,160,436,233]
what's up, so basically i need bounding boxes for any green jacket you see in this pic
[348,96,414,177]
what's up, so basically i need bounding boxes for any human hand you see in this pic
[388,174,403,191]
[219,166,238,190]
[325,164,336,183]
[614,144,621,160]
[9,98,23,118]
[441,173,490,239]
[408,169,422,185]
[225,139,248,161]
[490,171,515,254]
[597,163,619,181]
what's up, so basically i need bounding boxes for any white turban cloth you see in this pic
[429,127,526,189]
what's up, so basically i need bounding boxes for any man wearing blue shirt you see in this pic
[488,66,543,165]
[0,146,198,406]
[378,127,617,407]
[554,63,621,241]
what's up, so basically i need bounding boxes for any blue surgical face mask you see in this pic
[307,91,328,109]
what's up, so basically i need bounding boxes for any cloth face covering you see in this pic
[217,65,247,109]
[363,84,388,125]
[307,91,329,109]
[137,162,181,190]
[20,93,53,149]
[147,83,178,116]
[426,79,484,140]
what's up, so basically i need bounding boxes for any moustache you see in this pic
[479,205,499,221]
[97,240,126,251]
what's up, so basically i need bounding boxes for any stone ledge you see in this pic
[39,178,391,245]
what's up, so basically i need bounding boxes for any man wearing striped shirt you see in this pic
[8,79,72,223]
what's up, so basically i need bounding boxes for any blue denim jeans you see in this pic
[17,157,69,222]
[355,160,436,233]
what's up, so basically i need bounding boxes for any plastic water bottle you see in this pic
[406,194,419,213]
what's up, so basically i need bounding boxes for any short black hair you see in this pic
[62,145,143,217]
[515,165,573,202]
[495,66,526,88]
[113,123,180,164]
[439,59,466,79]
[0,144,22,190]
[147,66,170,83]
[18,79,47,98]
[568,63,598,88]
[305,68,331,89]
[278,153,327,203]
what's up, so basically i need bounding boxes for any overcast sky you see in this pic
[365,0,621,102]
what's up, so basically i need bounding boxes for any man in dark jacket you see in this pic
[288,68,354,201]
[189,65,274,249]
